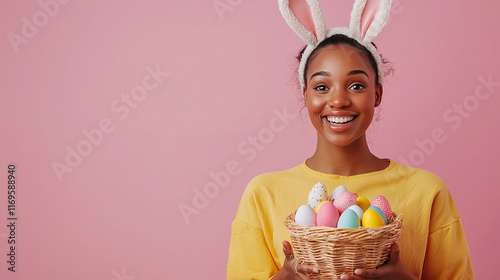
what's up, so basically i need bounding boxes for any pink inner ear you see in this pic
[289,0,317,39]
[360,0,381,40]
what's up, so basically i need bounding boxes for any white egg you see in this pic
[330,185,348,201]
[307,182,328,209]
[347,204,364,220]
[295,205,317,227]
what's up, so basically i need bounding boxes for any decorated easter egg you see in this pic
[295,205,317,227]
[314,201,330,214]
[356,196,371,211]
[368,206,387,224]
[371,196,392,221]
[362,209,386,228]
[329,185,347,201]
[337,209,360,229]
[333,191,357,214]
[316,201,339,227]
[307,182,329,209]
[347,205,364,220]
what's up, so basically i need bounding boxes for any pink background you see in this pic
[1,0,499,279]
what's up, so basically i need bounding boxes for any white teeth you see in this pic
[327,116,355,124]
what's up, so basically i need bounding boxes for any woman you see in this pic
[227,34,473,280]
[227,1,473,279]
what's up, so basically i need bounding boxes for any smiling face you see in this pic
[303,45,383,148]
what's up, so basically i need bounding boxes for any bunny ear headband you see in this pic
[278,0,392,88]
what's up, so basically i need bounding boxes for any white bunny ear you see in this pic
[278,0,327,46]
[350,0,392,43]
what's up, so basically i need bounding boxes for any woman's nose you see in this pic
[327,89,350,108]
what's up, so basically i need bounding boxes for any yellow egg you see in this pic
[356,196,371,212]
[314,201,331,214]
[362,209,386,228]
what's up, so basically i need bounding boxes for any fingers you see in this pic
[282,240,320,279]
[388,241,400,263]
[296,263,319,274]
[282,241,294,261]
[353,268,378,278]
[339,272,366,280]
[339,268,379,279]
[293,262,320,280]
[288,257,320,275]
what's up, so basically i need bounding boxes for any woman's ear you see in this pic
[302,86,307,101]
[374,83,383,107]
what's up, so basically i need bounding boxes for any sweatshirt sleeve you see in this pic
[421,183,474,280]
[227,218,279,280]
[421,218,474,279]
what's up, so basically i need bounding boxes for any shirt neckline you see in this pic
[300,159,395,180]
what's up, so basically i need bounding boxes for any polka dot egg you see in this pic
[307,182,329,209]
[371,196,392,221]
[333,191,357,214]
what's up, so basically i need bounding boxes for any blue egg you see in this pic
[337,209,360,229]
[368,206,387,224]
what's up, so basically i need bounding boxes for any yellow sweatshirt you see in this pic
[227,160,473,279]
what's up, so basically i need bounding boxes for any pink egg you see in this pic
[316,201,339,227]
[333,191,357,214]
[371,196,392,221]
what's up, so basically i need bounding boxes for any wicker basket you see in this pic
[284,211,403,279]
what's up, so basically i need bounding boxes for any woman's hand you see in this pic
[272,241,320,280]
[340,242,418,280]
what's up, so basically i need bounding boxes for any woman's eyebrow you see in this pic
[348,70,369,77]
[310,70,368,81]
[310,71,330,80]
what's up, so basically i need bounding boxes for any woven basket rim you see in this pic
[285,211,404,240]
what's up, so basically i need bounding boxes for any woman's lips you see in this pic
[322,115,358,132]
[325,115,357,124]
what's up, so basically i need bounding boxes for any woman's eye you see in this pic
[314,85,328,91]
[349,84,365,90]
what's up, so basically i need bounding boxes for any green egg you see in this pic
[337,209,360,229]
